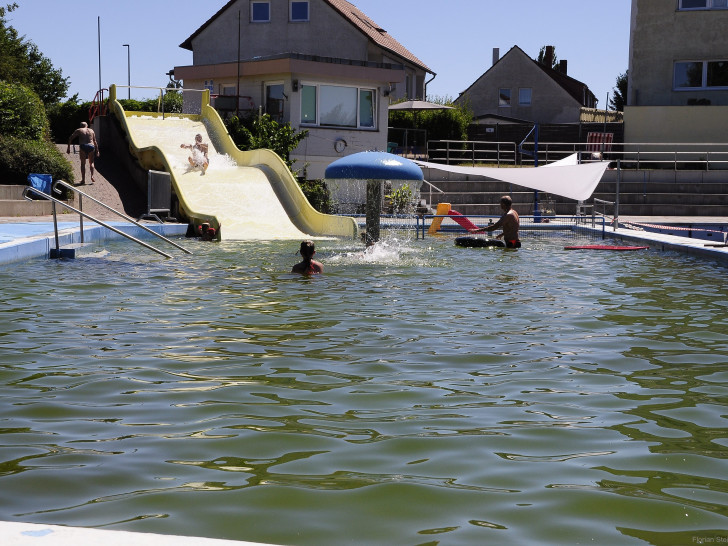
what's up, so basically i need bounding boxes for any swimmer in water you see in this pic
[469,195,521,248]
[361,231,375,250]
[291,240,323,274]
[181,134,209,174]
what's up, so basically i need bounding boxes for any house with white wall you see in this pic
[454,46,597,125]
[625,0,728,144]
[173,0,432,179]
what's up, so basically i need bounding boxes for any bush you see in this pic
[118,90,183,114]
[0,80,49,141]
[386,184,414,213]
[47,91,184,144]
[224,113,308,172]
[388,96,472,144]
[46,95,90,143]
[0,134,73,185]
[298,179,333,214]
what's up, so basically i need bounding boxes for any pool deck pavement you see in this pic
[1,521,271,546]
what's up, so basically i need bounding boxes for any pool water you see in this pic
[1,233,727,545]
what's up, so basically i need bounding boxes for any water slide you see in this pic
[107,86,357,240]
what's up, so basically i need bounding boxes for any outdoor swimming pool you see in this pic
[1,232,727,545]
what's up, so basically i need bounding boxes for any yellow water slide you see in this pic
[108,85,357,240]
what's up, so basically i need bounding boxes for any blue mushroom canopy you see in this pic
[325,151,423,181]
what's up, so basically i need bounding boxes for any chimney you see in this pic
[559,59,568,75]
[492,47,500,66]
[544,45,554,68]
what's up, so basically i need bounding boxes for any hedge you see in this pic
[0,135,74,185]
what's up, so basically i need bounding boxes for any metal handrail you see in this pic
[416,214,607,239]
[426,140,518,166]
[23,186,175,259]
[426,139,728,170]
[89,88,108,123]
[419,179,444,211]
[53,180,192,254]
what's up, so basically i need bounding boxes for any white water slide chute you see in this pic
[414,154,610,202]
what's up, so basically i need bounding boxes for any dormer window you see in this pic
[290,1,309,22]
[251,1,270,22]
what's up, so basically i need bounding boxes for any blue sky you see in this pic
[7,0,631,107]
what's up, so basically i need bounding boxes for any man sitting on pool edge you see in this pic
[469,195,521,248]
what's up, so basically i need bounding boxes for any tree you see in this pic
[536,46,558,69]
[0,80,49,140]
[224,113,308,172]
[0,2,69,104]
[609,71,628,111]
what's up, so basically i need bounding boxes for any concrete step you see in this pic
[0,185,28,199]
[0,185,62,217]
[0,199,54,216]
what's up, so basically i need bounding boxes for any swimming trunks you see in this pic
[80,143,95,154]
[505,239,521,248]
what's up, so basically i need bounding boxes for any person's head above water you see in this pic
[299,240,316,260]
[361,231,375,248]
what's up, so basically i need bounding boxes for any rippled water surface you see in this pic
[1,233,727,545]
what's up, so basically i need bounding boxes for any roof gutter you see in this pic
[425,72,437,100]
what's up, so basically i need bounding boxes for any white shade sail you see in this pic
[415,154,610,201]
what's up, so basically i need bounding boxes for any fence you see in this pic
[425,139,728,170]
[415,215,607,239]
[427,140,519,166]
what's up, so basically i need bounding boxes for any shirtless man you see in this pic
[181,134,209,174]
[67,122,99,184]
[470,195,521,248]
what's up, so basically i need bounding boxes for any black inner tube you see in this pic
[454,236,506,248]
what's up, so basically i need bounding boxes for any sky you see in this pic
[7,0,632,108]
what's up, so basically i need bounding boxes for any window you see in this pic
[320,86,357,127]
[266,83,285,122]
[518,88,532,106]
[251,1,270,22]
[290,1,309,21]
[300,84,376,129]
[359,89,375,128]
[674,60,728,89]
[674,62,703,88]
[499,88,511,107]
[708,60,728,87]
[679,0,727,9]
[301,85,317,123]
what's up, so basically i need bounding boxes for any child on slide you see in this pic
[181,134,209,174]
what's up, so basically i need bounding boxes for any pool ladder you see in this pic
[23,180,192,259]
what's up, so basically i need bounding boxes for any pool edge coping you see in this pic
[0,222,189,265]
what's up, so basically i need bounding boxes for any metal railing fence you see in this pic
[426,140,728,170]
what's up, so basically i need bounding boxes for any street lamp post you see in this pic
[122,44,130,99]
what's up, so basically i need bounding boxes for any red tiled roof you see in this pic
[325,0,431,72]
[179,0,431,73]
